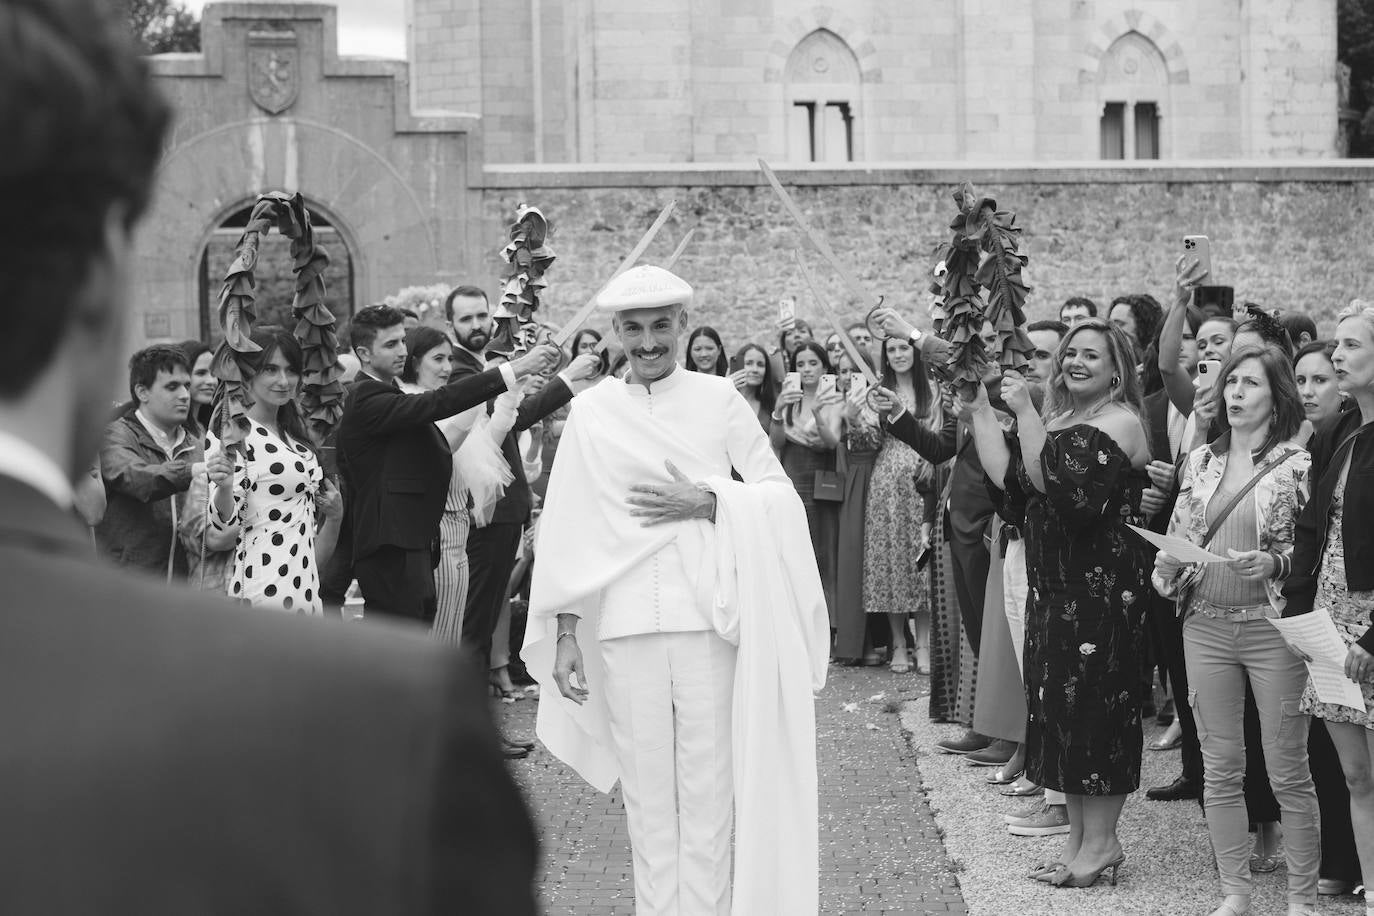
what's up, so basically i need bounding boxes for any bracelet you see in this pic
[556,630,577,643]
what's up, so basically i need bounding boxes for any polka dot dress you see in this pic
[214,424,323,615]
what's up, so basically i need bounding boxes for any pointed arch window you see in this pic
[784,29,861,162]
[1098,32,1168,160]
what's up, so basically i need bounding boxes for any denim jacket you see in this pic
[1151,433,1309,615]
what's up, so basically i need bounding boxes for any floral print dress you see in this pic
[862,388,934,617]
[1301,472,1374,728]
[1013,424,1150,795]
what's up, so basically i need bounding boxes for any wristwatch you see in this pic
[907,328,923,345]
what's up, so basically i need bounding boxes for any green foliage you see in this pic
[121,0,200,54]
[1340,0,1374,156]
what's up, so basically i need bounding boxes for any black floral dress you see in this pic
[1010,424,1150,796]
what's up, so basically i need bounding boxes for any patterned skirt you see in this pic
[1301,488,1374,728]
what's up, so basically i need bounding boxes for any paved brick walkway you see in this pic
[500,665,966,915]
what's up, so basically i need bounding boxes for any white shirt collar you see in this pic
[0,428,74,509]
[624,365,686,397]
[134,409,186,460]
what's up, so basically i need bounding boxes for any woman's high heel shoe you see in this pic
[1027,861,1063,879]
[1049,853,1126,888]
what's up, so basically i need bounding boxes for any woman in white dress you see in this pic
[206,327,341,613]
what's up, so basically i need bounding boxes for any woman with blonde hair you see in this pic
[966,319,1152,888]
[1283,299,1374,916]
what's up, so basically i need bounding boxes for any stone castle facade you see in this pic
[130,1,1360,354]
[407,0,1340,164]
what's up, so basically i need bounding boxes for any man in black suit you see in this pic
[337,304,559,624]
[443,286,601,665]
[0,4,538,911]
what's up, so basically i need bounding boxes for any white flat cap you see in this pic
[596,264,693,313]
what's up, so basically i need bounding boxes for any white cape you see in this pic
[522,377,829,915]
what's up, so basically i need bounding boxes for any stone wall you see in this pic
[410,0,1339,165]
[471,163,1374,352]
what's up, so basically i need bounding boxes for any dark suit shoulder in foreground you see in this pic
[0,475,537,916]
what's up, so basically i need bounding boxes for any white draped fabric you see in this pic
[523,370,829,915]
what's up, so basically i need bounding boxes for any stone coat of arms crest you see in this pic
[248,30,299,115]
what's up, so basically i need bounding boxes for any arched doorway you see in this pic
[198,203,356,344]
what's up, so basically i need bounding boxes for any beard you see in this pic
[458,327,490,352]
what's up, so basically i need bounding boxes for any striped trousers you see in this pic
[432,507,471,647]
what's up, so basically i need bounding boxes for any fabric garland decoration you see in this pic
[929,182,1034,389]
[211,191,342,447]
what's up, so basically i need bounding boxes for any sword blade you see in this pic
[665,226,696,269]
[792,249,879,385]
[553,199,677,347]
[758,158,878,313]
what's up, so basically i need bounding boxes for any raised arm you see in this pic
[961,382,1013,490]
[882,396,957,464]
[1158,254,1209,415]
[999,373,1048,493]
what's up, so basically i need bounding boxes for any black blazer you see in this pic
[337,369,510,561]
[0,473,537,914]
[450,348,573,527]
[1283,408,1374,651]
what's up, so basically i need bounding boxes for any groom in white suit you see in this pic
[523,265,830,915]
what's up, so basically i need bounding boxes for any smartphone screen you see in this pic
[778,297,797,327]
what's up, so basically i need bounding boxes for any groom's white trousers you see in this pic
[601,630,736,916]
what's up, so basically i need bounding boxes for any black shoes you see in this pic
[1145,776,1199,801]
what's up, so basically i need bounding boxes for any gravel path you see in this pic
[901,697,1367,916]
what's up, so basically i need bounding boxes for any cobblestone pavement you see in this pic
[500,664,967,915]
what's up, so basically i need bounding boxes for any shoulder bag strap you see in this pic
[1198,447,1298,550]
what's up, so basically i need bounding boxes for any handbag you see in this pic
[1173,446,1297,614]
[813,448,846,503]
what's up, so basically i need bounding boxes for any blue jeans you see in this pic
[1183,608,1320,904]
